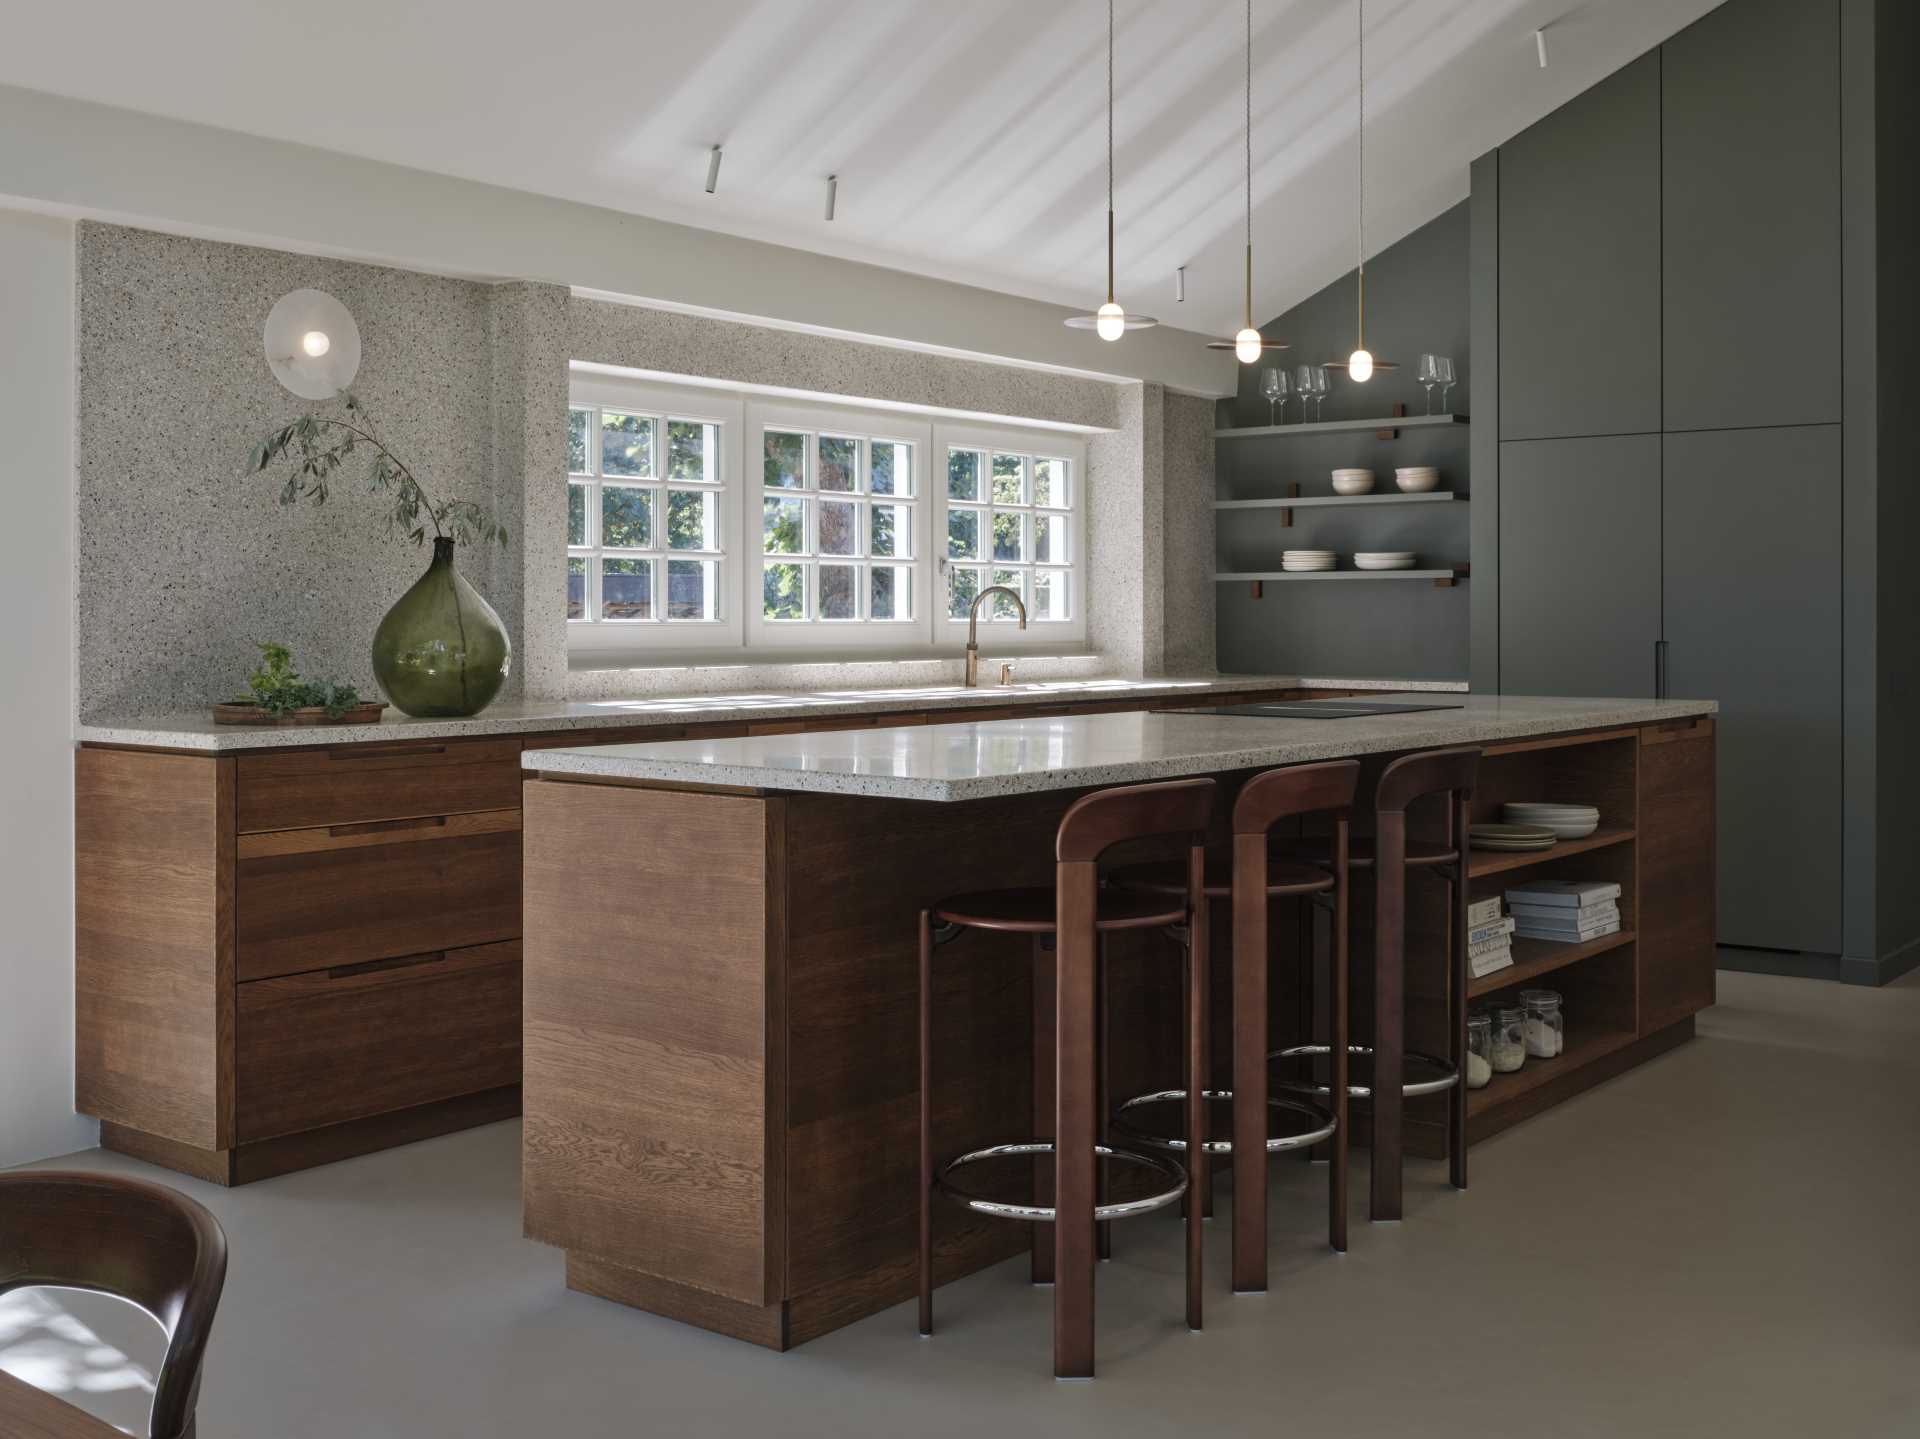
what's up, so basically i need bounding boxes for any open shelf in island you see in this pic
[1468,825,1636,878]
[1468,928,1638,999]
[1467,1027,1641,1118]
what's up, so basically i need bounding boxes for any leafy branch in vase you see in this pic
[242,391,509,548]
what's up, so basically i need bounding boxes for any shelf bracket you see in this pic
[1249,580,1263,600]
[1375,402,1406,441]
[1278,481,1299,528]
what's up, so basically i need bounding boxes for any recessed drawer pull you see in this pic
[328,814,449,839]
[327,951,448,981]
[328,744,449,760]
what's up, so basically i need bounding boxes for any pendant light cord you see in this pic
[1106,0,1115,304]
[1244,0,1253,328]
[1356,0,1366,345]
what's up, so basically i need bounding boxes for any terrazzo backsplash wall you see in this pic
[72,221,1216,717]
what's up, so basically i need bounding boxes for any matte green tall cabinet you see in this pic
[1470,0,1911,979]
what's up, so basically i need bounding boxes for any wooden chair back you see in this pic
[1231,759,1361,837]
[1055,777,1216,863]
[0,1171,227,1439]
[1374,745,1480,813]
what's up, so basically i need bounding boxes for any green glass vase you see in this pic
[371,537,511,717]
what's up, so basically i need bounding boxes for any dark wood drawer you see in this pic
[235,815,521,982]
[235,940,522,1142]
[235,738,522,833]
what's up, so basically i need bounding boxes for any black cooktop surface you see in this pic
[1188,699,1467,720]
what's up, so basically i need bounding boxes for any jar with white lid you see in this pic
[1466,1013,1494,1088]
[1489,1006,1528,1072]
[1519,989,1564,1058]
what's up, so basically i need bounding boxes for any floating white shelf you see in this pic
[1215,491,1463,512]
[1215,568,1466,584]
[1214,413,1469,439]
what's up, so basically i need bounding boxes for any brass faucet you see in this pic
[964,585,1027,687]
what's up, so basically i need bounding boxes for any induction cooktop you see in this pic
[1187,699,1467,720]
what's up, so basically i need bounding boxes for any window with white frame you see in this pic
[565,372,1086,658]
[567,379,742,650]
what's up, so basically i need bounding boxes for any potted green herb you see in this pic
[212,642,386,726]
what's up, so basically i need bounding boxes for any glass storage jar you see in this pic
[1490,1005,1528,1072]
[1466,1013,1494,1088]
[1519,989,1564,1058]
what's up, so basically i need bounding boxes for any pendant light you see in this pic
[1324,0,1396,380]
[1207,0,1287,363]
[1065,0,1157,341]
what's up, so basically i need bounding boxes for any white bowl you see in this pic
[1394,468,1440,493]
[1331,468,1375,496]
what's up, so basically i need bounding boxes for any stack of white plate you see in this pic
[1395,466,1440,493]
[1353,551,1416,570]
[1468,823,1558,853]
[1331,468,1375,495]
[1281,549,1337,572]
[1502,802,1600,839]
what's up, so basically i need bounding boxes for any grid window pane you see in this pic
[991,453,1026,505]
[992,511,1026,563]
[819,436,859,492]
[818,563,858,620]
[667,558,715,620]
[948,449,981,501]
[667,420,712,482]
[568,409,590,475]
[819,500,859,556]
[1034,511,1067,565]
[601,411,654,477]
[870,502,909,558]
[601,486,654,549]
[566,557,586,619]
[871,441,911,497]
[947,565,983,619]
[948,507,981,560]
[1033,569,1068,621]
[989,569,1025,619]
[763,496,805,554]
[602,558,652,620]
[763,562,806,619]
[568,483,588,547]
[764,431,806,489]
[871,564,911,620]
[667,489,714,550]
[1033,457,1066,507]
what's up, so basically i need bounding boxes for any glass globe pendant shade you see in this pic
[1347,348,1375,382]
[1096,302,1128,342]
[1234,328,1264,364]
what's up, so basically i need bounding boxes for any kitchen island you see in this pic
[520,695,1717,1350]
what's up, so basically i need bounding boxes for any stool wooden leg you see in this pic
[1032,934,1056,1286]
[1055,864,1099,1379]
[1230,834,1269,1292]
[1097,934,1113,1261]
[1297,895,1317,1164]
[1330,816,1351,1252]
[1449,794,1470,1192]
[918,909,934,1336]
[1185,843,1207,1331]
[1372,810,1406,1223]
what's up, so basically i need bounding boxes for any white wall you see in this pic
[0,208,94,1165]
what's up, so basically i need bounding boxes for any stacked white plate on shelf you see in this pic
[1501,801,1601,839]
[1352,551,1417,570]
[1281,549,1337,572]
[1395,466,1441,493]
[1468,823,1559,853]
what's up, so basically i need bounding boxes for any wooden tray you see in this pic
[212,701,388,727]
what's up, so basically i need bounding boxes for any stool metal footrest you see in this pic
[934,1142,1188,1223]
[1271,1043,1459,1099]
[1110,1088,1336,1156]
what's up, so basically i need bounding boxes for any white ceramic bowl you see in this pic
[1394,468,1440,493]
[1331,469,1375,496]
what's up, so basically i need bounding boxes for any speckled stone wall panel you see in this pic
[74,222,506,719]
[489,281,570,699]
[1160,390,1216,673]
[568,298,1122,431]
[1086,384,1147,676]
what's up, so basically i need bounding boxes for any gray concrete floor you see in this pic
[7,968,1918,1438]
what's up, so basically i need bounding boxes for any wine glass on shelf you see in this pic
[1417,353,1442,414]
[1260,366,1289,425]
[1294,364,1316,423]
[1437,356,1456,412]
[1309,365,1331,420]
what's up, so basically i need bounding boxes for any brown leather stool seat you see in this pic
[934,886,1185,934]
[1105,855,1336,900]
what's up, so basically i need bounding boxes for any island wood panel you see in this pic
[234,939,523,1142]
[234,827,521,981]
[234,738,522,832]
[521,778,779,1307]
[75,747,233,1149]
[1637,719,1717,1031]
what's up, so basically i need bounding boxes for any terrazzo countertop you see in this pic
[73,674,1467,752]
[526,695,1717,802]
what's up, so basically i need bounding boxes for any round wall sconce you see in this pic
[263,288,361,399]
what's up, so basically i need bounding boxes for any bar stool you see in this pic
[1103,760,1359,1290]
[1271,747,1480,1221]
[918,776,1216,1379]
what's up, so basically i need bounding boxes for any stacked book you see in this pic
[1506,880,1622,943]
[1466,895,1515,979]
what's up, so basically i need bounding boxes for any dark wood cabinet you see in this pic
[1638,719,1718,1032]
[1661,0,1841,431]
[1497,53,1662,442]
